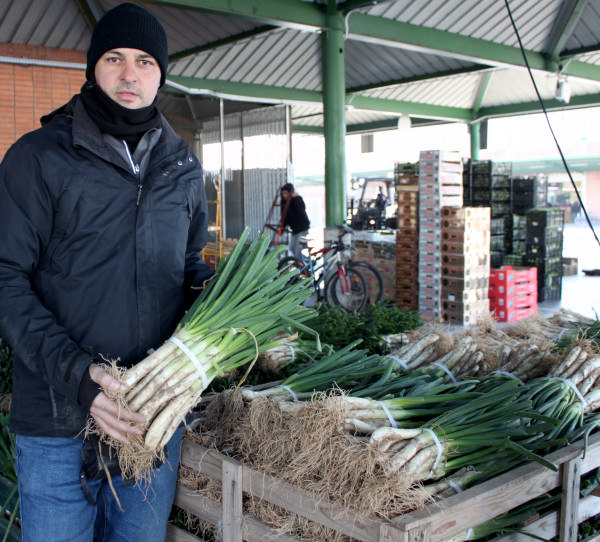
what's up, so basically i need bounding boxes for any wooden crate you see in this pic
[168,433,600,542]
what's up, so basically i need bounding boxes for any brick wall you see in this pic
[0,42,195,159]
[0,43,87,159]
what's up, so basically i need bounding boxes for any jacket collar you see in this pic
[62,94,188,169]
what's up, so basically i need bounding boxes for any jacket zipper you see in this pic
[123,141,142,205]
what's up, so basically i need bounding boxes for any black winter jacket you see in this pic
[281,195,310,234]
[0,95,210,437]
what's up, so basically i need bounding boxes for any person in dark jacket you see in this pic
[280,182,310,260]
[0,3,211,541]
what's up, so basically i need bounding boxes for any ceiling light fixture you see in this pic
[555,75,571,104]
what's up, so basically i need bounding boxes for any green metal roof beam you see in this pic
[76,0,103,26]
[347,66,492,94]
[291,124,324,134]
[348,95,471,121]
[557,60,600,81]
[473,72,493,115]
[167,75,471,122]
[560,43,600,59]
[476,92,600,120]
[153,1,600,83]
[348,13,549,69]
[169,26,277,62]
[147,0,326,30]
[546,0,589,62]
[166,75,321,103]
[345,117,448,134]
[347,13,600,83]
[338,0,386,14]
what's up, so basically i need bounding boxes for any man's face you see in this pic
[281,190,290,201]
[94,48,161,109]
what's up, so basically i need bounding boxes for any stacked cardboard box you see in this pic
[441,207,491,325]
[395,185,419,310]
[418,150,463,321]
[489,266,538,322]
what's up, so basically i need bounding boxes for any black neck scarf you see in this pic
[80,82,161,150]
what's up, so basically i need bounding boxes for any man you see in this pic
[0,3,211,541]
[280,182,310,260]
[374,186,387,229]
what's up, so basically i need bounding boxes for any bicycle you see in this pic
[277,224,385,312]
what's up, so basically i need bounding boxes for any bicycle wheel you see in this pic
[325,266,368,312]
[349,261,384,304]
[278,256,320,306]
[277,255,306,282]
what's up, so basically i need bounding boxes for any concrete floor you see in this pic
[538,220,600,320]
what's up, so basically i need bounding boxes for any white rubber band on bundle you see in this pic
[493,370,520,381]
[558,328,569,339]
[287,344,296,363]
[378,401,398,428]
[169,336,208,389]
[280,385,299,401]
[432,362,456,382]
[387,355,408,370]
[554,377,587,407]
[423,427,443,478]
[448,480,463,493]
[464,528,474,540]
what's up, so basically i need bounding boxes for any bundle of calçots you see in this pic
[94,228,317,478]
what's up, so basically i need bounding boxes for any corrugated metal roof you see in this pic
[0,0,89,50]
[364,0,563,51]
[3,0,600,133]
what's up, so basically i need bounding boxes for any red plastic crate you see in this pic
[513,292,537,309]
[491,306,518,322]
[489,266,537,303]
[489,295,515,309]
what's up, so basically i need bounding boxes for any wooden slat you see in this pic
[222,459,243,542]
[174,484,302,542]
[165,523,206,542]
[176,433,600,542]
[560,456,581,542]
[390,436,600,542]
[180,441,385,542]
[491,494,600,542]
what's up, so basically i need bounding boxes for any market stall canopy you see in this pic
[2,0,600,133]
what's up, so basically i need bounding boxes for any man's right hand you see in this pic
[88,364,146,444]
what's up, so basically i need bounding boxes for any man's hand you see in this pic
[88,364,146,444]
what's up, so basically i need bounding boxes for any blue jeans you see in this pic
[289,230,308,261]
[15,427,182,542]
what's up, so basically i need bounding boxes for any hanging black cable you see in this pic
[504,0,600,250]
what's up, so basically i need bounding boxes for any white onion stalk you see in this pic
[95,229,317,476]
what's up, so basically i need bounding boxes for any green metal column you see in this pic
[321,1,346,227]
[469,122,480,161]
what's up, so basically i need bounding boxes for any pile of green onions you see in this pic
[371,376,562,482]
[107,229,316,461]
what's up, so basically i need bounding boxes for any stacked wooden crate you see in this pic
[395,184,419,310]
[170,433,600,542]
[440,207,491,325]
[417,150,463,321]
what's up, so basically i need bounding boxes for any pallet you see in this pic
[172,429,600,542]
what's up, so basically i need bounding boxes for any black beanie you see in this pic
[86,2,168,87]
